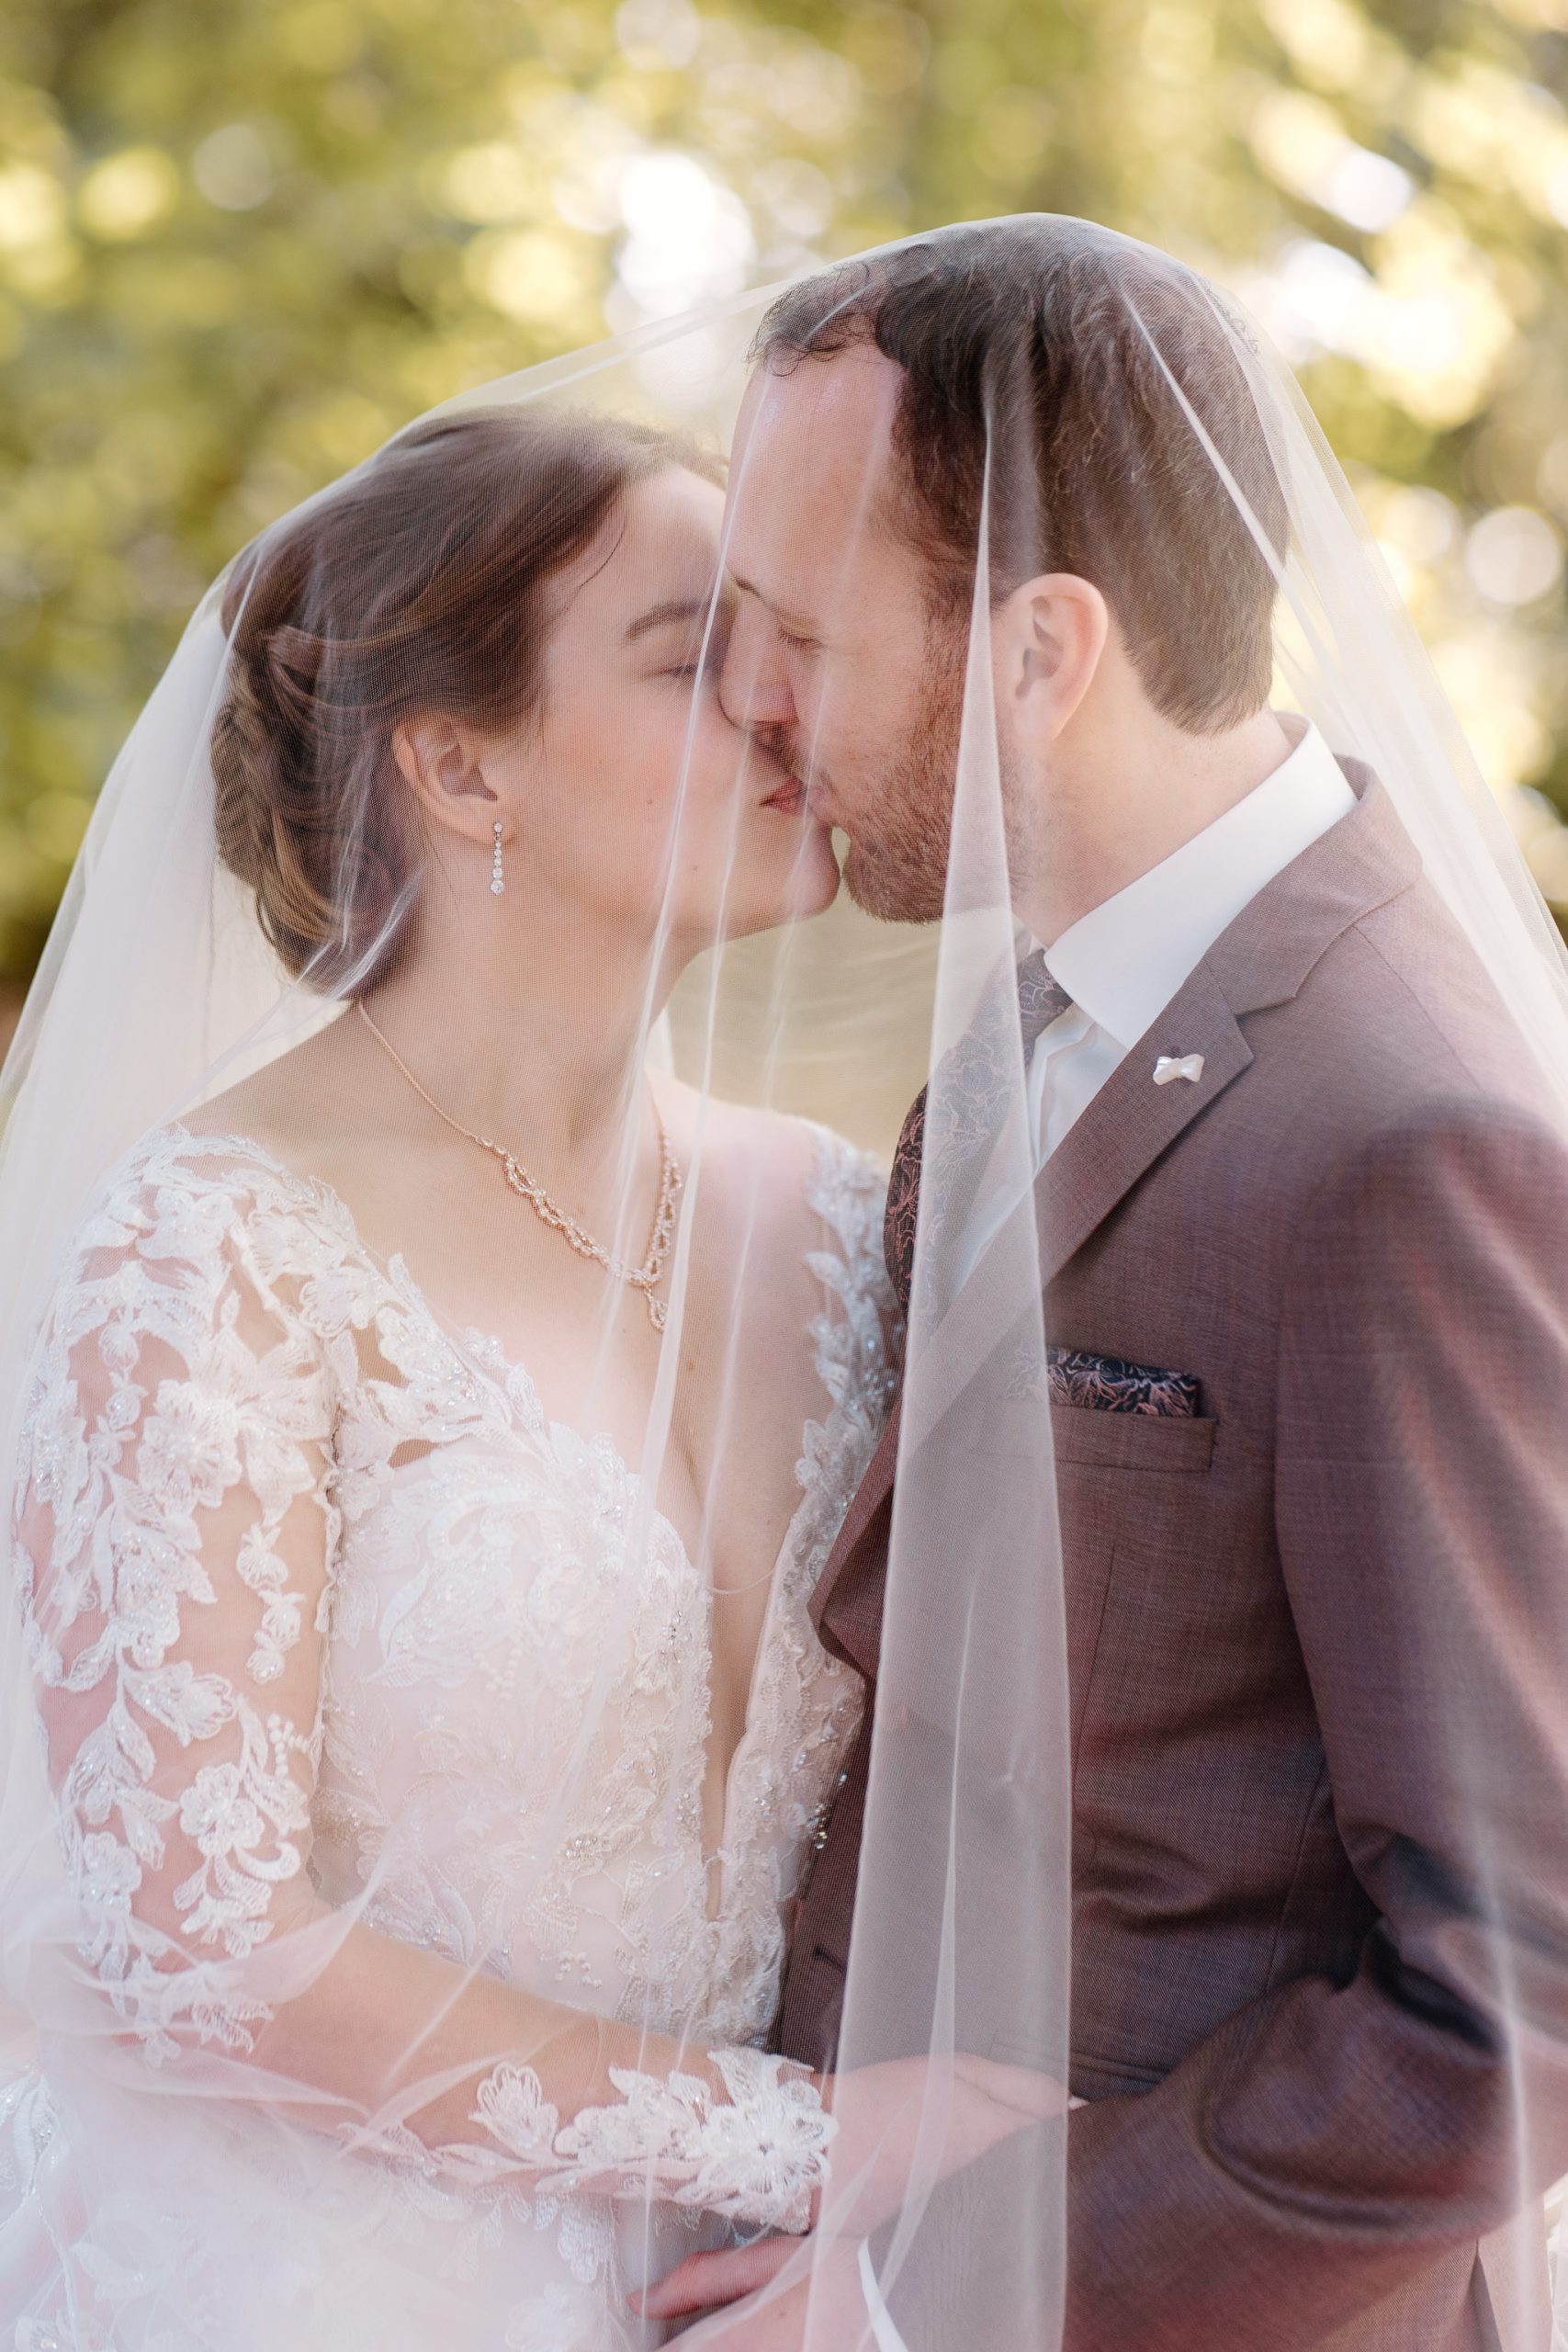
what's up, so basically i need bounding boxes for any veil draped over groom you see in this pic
[1,214,1568,2351]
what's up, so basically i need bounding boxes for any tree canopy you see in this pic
[1,0,1564,980]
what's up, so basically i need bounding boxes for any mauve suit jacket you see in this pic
[777,772,1568,2350]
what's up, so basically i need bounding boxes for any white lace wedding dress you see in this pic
[1,1121,894,2352]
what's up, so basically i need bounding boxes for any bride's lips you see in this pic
[760,773,808,817]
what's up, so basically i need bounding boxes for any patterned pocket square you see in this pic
[1046,1346,1201,1418]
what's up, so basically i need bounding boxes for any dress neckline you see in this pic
[156,1119,873,1908]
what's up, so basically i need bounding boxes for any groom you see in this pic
[650,221,1568,2348]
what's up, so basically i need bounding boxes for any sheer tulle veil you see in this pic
[2,215,1568,2349]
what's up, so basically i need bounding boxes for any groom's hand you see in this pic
[636,2054,1071,2332]
[633,2233,796,2324]
[813,2051,1069,2242]
[638,2233,873,2347]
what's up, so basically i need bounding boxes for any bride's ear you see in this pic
[390,715,502,845]
[993,573,1110,742]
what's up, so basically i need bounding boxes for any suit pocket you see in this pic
[1051,1400,1215,1474]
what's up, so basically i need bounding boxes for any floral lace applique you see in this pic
[446,2045,835,2235]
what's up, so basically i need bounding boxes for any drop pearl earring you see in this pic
[491,820,505,898]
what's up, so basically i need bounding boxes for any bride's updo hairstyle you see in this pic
[213,407,718,992]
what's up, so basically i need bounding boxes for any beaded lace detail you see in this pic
[446,2047,835,2233]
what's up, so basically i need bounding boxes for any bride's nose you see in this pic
[717,601,795,736]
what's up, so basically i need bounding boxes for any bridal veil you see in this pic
[2,214,1568,2349]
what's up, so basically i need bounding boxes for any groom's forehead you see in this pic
[732,345,904,522]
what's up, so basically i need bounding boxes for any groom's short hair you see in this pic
[753,220,1288,735]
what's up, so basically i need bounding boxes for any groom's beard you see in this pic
[815,613,969,927]
[837,613,1035,926]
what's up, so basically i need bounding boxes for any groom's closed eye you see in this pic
[731,574,822,650]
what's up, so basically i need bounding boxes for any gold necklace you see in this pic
[356,1001,682,1333]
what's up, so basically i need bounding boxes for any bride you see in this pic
[1,400,906,2349]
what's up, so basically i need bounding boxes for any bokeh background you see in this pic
[2,0,1567,1012]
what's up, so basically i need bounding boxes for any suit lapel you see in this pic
[817,971,1252,1665]
[813,978,1247,1672]
[810,1396,898,1678]
[1034,963,1251,1283]
[902,767,1420,1448]
[897,962,1254,1454]
[813,768,1421,1673]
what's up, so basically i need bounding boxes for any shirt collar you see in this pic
[1042,721,1357,1051]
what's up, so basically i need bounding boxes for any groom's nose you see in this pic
[717,599,796,735]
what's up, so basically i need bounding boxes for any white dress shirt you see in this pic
[1025,718,1355,1166]
[855,718,1354,2350]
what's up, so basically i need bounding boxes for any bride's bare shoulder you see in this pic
[657,1080,883,1260]
[177,1013,364,1164]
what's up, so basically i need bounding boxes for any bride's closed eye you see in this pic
[659,621,731,684]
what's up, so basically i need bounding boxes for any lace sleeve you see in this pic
[17,1142,340,2063]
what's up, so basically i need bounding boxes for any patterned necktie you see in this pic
[883,948,1072,1317]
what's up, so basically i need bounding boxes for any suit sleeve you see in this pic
[881,1097,1568,2351]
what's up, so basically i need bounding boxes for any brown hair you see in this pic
[213,406,720,990]
[753,220,1287,733]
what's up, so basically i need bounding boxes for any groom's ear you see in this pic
[995,574,1110,741]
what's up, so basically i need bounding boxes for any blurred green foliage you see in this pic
[1,0,1566,983]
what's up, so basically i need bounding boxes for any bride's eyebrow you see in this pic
[624,596,719,642]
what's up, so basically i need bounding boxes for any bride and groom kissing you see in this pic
[8,217,1568,2352]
